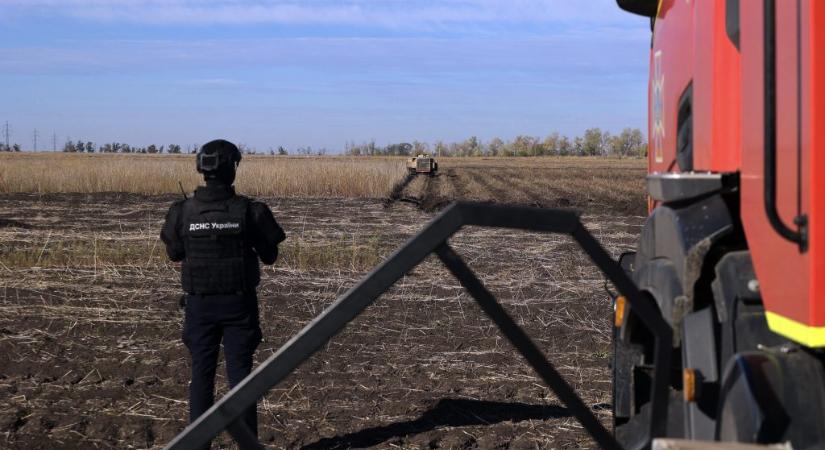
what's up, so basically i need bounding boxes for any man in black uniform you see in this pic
[160,139,285,447]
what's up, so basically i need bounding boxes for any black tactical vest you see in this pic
[180,195,258,294]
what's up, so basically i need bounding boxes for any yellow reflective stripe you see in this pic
[765,311,825,348]
[657,0,663,17]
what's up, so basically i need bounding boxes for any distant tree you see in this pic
[542,132,560,156]
[573,136,584,156]
[452,140,465,156]
[85,141,94,153]
[558,135,572,156]
[168,144,182,154]
[582,128,607,156]
[501,140,515,157]
[147,144,158,154]
[412,141,429,155]
[487,137,504,156]
[385,143,411,156]
[601,131,613,156]
[12,143,20,152]
[344,141,360,156]
[461,136,481,156]
[75,141,85,153]
[448,142,461,157]
[383,144,395,155]
[609,127,646,157]
[467,141,479,157]
[63,140,75,152]
[278,146,288,156]
[433,141,448,157]
[512,135,539,156]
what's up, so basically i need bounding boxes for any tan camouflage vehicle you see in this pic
[406,154,438,176]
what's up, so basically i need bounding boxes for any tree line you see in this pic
[60,141,299,155]
[0,144,21,152]
[345,127,646,158]
[62,141,185,154]
[10,126,645,157]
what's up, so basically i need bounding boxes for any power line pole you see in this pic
[3,121,9,150]
[52,132,57,152]
[33,129,38,151]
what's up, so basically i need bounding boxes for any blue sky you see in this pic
[0,0,651,152]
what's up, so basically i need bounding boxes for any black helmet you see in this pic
[197,139,242,184]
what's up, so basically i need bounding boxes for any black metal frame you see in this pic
[163,202,673,450]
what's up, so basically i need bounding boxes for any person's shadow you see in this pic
[300,398,572,449]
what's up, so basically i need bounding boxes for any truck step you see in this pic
[653,439,792,450]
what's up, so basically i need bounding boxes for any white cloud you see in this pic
[188,78,243,88]
[0,33,650,76]
[0,0,633,27]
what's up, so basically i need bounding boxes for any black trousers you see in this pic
[183,293,262,448]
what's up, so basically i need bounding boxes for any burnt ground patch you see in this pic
[397,158,646,216]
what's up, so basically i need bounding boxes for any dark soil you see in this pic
[0,162,645,449]
[389,160,646,216]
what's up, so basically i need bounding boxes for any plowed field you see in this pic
[0,157,646,449]
[391,158,644,215]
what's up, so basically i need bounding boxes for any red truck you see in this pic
[614,0,825,447]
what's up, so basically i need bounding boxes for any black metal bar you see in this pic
[435,243,621,450]
[763,0,806,251]
[796,0,803,221]
[458,202,580,233]
[165,201,669,449]
[164,204,466,450]
[572,225,672,440]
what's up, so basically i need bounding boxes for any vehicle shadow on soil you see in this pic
[300,398,571,449]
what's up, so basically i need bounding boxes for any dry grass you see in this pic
[0,153,406,198]
[0,232,390,273]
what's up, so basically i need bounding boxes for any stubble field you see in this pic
[0,155,646,449]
